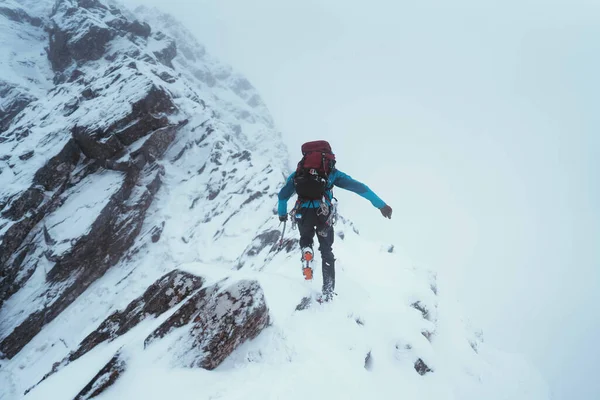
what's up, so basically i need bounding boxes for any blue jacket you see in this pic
[277,169,386,216]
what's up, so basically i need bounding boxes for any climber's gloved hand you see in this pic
[279,214,288,222]
[380,205,392,219]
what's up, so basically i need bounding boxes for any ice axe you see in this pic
[278,219,287,251]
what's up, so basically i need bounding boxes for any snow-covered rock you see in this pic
[145,278,269,370]
[0,1,549,399]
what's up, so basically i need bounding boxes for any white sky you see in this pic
[122,0,599,398]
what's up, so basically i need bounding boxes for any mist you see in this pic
[122,0,599,398]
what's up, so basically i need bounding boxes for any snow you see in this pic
[18,227,550,400]
[0,1,549,400]
[44,169,124,255]
[0,1,52,97]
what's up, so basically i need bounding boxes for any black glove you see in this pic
[380,205,392,219]
[279,214,287,222]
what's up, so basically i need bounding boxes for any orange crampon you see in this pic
[303,251,313,261]
[302,266,313,280]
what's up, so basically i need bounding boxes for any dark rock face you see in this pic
[72,85,175,160]
[1,111,182,357]
[0,166,162,359]
[0,6,42,26]
[74,352,126,400]
[152,35,177,68]
[71,270,203,362]
[414,358,433,375]
[411,301,431,321]
[0,139,81,308]
[150,221,165,243]
[48,0,116,71]
[295,296,312,311]
[364,351,373,371]
[125,20,151,38]
[1,1,276,391]
[0,0,189,360]
[0,83,36,132]
[145,279,269,370]
[26,270,203,393]
[33,139,82,190]
[245,230,280,257]
[0,137,81,268]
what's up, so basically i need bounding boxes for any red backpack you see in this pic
[293,140,336,200]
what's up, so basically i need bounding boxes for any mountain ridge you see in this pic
[0,1,549,399]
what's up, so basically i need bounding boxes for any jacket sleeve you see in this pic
[332,170,386,209]
[277,172,296,216]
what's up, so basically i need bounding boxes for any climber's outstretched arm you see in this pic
[332,170,386,209]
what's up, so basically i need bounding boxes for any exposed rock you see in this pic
[242,191,263,206]
[150,221,165,243]
[364,351,373,371]
[73,352,126,400]
[48,0,117,71]
[72,85,175,161]
[145,279,269,370]
[244,230,280,257]
[414,358,433,375]
[0,82,36,132]
[422,330,434,342]
[73,270,203,361]
[112,85,175,145]
[192,68,216,87]
[71,126,124,161]
[0,139,81,307]
[0,188,45,222]
[0,188,45,265]
[126,20,151,38]
[0,6,42,26]
[0,165,165,359]
[295,296,312,311]
[130,123,181,163]
[33,139,81,191]
[0,0,276,379]
[410,301,431,321]
[27,270,203,392]
[152,34,177,68]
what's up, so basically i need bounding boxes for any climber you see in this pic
[277,140,392,302]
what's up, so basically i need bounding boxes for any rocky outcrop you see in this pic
[26,270,203,393]
[0,82,36,133]
[414,358,433,376]
[0,139,81,308]
[152,32,177,68]
[0,165,161,359]
[0,0,187,359]
[71,270,203,361]
[145,279,270,370]
[0,5,42,26]
[0,0,280,389]
[71,84,175,161]
[74,352,126,400]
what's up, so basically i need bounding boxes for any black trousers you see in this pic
[296,207,335,294]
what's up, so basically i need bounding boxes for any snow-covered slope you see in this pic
[0,1,548,399]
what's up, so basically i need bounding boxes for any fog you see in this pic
[122,0,599,398]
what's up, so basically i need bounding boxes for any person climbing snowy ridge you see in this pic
[277,140,393,302]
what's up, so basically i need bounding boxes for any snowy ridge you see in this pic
[0,1,548,399]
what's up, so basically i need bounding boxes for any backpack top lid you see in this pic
[301,140,332,155]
